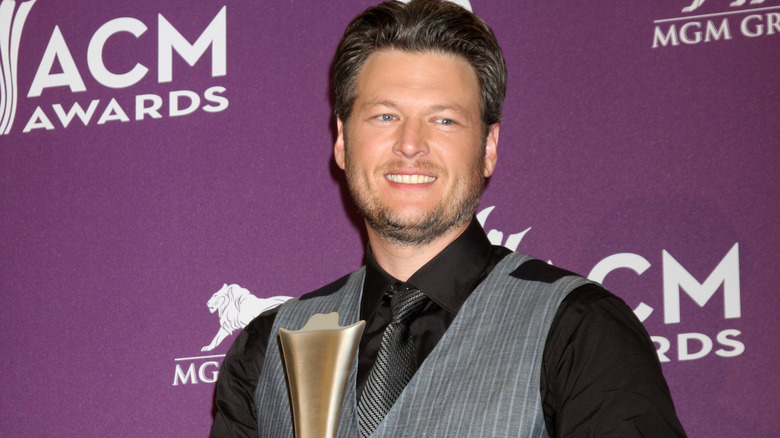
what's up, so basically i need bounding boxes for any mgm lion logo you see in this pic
[202,284,292,352]
[683,0,766,13]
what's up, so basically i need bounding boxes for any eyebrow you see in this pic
[359,100,398,111]
[360,100,470,118]
[428,104,468,116]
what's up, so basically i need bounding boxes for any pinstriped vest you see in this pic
[255,252,591,437]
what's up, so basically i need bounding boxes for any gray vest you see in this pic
[255,252,591,437]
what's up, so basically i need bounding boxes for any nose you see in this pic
[393,119,429,159]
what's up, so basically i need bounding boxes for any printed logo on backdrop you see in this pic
[0,1,228,135]
[0,0,36,135]
[480,206,744,364]
[588,243,742,363]
[652,0,779,48]
[173,284,292,386]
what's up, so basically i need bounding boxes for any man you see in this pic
[211,1,687,436]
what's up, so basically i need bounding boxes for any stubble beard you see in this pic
[343,142,486,248]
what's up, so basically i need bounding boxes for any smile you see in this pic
[385,174,436,184]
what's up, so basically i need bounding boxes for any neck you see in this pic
[366,221,470,282]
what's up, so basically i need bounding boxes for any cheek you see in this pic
[348,135,390,166]
[438,137,483,167]
[344,145,378,180]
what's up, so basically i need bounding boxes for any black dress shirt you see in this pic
[210,219,687,437]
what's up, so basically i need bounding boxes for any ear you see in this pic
[334,118,346,170]
[482,123,499,178]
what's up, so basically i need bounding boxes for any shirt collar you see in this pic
[360,217,495,319]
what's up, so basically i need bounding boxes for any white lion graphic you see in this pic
[683,0,765,13]
[202,284,292,352]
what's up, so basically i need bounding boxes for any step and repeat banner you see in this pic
[1,0,777,436]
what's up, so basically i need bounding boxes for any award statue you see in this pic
[279,313,365,438]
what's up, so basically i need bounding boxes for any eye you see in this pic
[377,114,397,122]
[435,118,455,126]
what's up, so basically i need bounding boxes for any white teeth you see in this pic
[386,174,436,184]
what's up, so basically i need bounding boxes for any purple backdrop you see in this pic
[1,0,778,436]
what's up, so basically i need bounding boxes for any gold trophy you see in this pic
[279,313,365,438]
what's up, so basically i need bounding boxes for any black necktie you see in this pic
[357,283,428,437]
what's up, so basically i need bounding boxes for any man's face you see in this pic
[334,50,499,246]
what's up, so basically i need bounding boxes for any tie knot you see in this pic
[388,283,428,325]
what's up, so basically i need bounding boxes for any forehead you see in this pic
[354,49,480,111]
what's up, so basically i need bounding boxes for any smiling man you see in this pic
[210,1,686,437]
[335,49,497,278]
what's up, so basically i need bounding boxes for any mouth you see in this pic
[385,174,436,184]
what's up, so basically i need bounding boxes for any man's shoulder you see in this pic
[508,256,584,284]
[498,254,626,315]
[298,270,357,301]
[505,254,617,305]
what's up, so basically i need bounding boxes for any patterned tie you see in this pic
[357,283,428,437]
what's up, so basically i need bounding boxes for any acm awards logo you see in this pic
[0,0,35,135]
[588,243,743,363]
[0,1,228,135]
[652,0,780,47]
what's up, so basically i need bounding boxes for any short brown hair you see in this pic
[332,0,507,131]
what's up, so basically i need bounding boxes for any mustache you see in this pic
[376,160,444,175]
